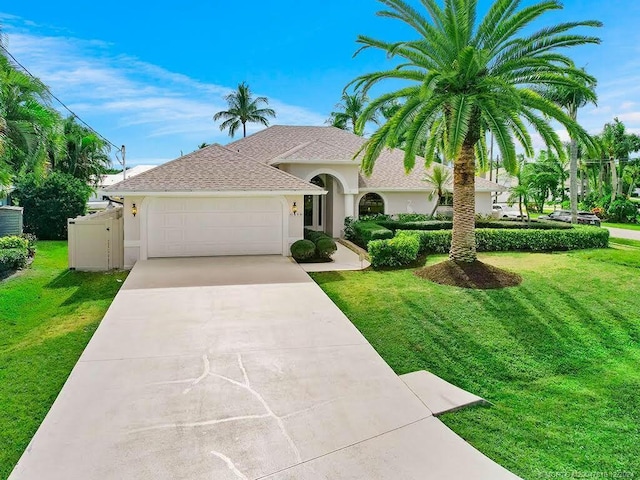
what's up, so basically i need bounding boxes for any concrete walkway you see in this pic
[10,256,519,480]
[300,243,370,272]
[606,226,640,241]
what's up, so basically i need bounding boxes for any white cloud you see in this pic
[1,22,326,165]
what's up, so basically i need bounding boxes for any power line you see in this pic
[0,43,124,162]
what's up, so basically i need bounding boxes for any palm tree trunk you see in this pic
[430,196,439,217]
[610,157,618,201]
[450,140,477,263]
[570,137,578,224]
[243,122,247,138]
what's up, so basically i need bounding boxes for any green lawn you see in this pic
[0,242,127,479]
[603,222,640,231]
[311,248,640,480]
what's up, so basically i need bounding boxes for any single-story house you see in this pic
[106,126,506,268]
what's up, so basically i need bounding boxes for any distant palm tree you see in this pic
[538,71,597,223]
[350,0,600,263]
[213,82,276,138]
[327,92,372,136]
[198,142,210,149]
[423,165,452,217]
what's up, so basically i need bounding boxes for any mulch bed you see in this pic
[415,259,522,289]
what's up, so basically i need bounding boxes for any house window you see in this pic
[439,193,453,206]
[359,193,385,216]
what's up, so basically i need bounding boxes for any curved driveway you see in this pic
[10,256,519,480]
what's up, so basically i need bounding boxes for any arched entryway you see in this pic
[359,193,385,216]
[303,173,347,237]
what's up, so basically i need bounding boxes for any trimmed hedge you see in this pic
[350,221,393,247]
[291,239,316,261]
[0,248,28,273]
[378,219,572,233]
[0,236,29,250]
[316,237,338,259]
[397,227,609,254]
[368,234,421,268]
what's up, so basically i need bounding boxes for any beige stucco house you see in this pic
[107,126,505,268]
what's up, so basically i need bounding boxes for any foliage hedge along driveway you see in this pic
[346,218,610,269]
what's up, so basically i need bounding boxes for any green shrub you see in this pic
[0,248,28,273]
[291,239,317,261]
[395,213,431,222]
[20,233,37,256]
[607,199,639,223]
[401,227,609,254]
[351,221,393,247]
[316,237,338,259]
[13,172,92,240]
[368,234,420,268]
[0,236,28,250]
[398,230,452,253]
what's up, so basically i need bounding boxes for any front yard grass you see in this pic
[311,247,640,479]
[603,222,640,231]
[0,241,127,479]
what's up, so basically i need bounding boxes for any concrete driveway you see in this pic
[10,256,519,480]
[606,226,640,241]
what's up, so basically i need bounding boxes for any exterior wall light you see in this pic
[131,203,138,217]
[291,201,298,215]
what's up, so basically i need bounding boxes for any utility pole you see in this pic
[489,134,494,182]
[122,145,126,181]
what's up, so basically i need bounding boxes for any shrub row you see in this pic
[376,219,572,233]
[368,234,420,268]
[348,221,393,247]
[291,229,337,262]
[396,227,609,255]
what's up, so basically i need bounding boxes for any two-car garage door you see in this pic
[147,197,284,258]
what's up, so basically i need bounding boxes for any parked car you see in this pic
[492,203,529,221]
[538,210,601,227]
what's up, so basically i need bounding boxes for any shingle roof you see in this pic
[229,125,507,192]
[105,144,324,194]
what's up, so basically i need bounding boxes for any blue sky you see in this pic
[1,0,639,167]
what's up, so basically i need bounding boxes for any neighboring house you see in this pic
[106,126,506,268]
[88,165,157,210]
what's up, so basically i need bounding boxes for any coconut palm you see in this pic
[423,164,452,217]
[350,0,600,263]
[538,71,597,223]
[327,92,373,136]
[213,82,276,138]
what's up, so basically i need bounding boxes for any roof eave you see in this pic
[103,189,327,197]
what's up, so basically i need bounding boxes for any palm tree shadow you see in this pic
[45,270,125,307]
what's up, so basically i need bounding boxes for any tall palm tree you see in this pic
[350,0,600,263]
[213,82,276,138]
[538,71,596,223]
[423,164,452,217]
[0,53,60,183]
[327,91,372,136]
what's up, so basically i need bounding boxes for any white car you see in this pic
[492,204,529,220]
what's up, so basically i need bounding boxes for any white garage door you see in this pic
[147,197,284,258]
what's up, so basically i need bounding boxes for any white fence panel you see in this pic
[68,208,124,271]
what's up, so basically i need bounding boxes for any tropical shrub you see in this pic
[0,248,28,273]
[607,199,639,223]
[290,240,316,261]
[21,233,37,256]
[316,237,338,260]
[368,234,420,268]
[395,213,431,222]
[0,235,28,250]
[13,172,92,240]
[401,228,609,254]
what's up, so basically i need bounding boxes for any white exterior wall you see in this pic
[285,194,304,252]
[124,196,143,269]
[280,163,359,194]
[475,192,493,215]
